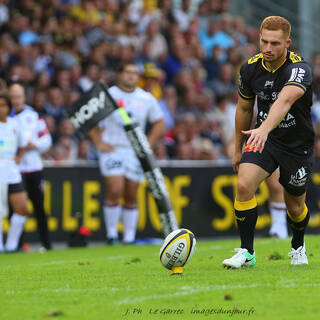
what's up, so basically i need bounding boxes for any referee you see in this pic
[222,16,314,268]
[9,82,52,250]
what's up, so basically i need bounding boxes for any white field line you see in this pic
[4,282,320,298]
[115,282,320,305]
[0,255,128,269]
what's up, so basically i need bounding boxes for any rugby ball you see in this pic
[159,228,196,271]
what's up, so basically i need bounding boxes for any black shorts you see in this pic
[8,182,25,194]
[240,141,313,196]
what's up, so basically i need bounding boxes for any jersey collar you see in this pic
[261,50,288,73]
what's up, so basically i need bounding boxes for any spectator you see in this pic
[44,87,65,124]
[139,20,168,60]
[173,0,195,32]
[159,85,178,131]
[137,62,163,99]
[211,62,237,97]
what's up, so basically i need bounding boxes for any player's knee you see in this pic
[106,188,122,203]
[123,194,137,207]
[236,179,253,200]
[286,201,305,216]
[13,203,28,216]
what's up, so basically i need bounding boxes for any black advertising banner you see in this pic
[2,163,319,242]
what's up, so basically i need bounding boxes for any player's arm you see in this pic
[148,118,166,149]
[233,96,255,172]
[243,85,304,152]
[25,118,52,153]
[88,126,114,152]
[15,148,25,164]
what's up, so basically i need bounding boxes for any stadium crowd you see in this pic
[1,0,320,161]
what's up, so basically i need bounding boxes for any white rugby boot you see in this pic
[288,243,308,265]
[222,248,256,269]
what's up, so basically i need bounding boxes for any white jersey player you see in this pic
[0,93,29,253]
[90,62,165,244]
[10,82,52,250]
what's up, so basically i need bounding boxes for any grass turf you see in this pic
[0,235,319,320]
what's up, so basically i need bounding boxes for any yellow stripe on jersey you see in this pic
[262,58,287,73]
[248,53,263,64]
[289,52,302,63]
[234,197,257,211]
[238,90,255,100]
[284,82,306,91]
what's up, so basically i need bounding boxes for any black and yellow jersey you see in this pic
[238,50,314,156]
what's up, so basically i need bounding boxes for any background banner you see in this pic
[2,162,319,241]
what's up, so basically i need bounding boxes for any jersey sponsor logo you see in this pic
[257,91,279,101]
[289,166,307,187]
[264,80,274,88]
[278,112,296,128]
[288,68,305,83]
[258,111,296,128]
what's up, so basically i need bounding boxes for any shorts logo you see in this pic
[105,159,122,170]
[289,166,307,187]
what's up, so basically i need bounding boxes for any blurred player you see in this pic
[223,16,314,268]
[267,170,288,238]
[9,83,53,250]
[89,62,165,244]
[0,93,29,253]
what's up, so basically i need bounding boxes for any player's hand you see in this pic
[24,142,36,151]
[242,127,268,153]
[232,151,242,173]
[97,142,114,153]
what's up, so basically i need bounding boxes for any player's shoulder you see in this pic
[285,52,311,68]
[18,105,38,118]
[240,53,263,75]
[134,88,157,103]
[247,52,264,65]
[108,85,119,95]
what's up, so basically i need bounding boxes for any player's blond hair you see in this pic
[260,16,291,39]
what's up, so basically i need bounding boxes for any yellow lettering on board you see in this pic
[309,173,320,227]
[211,175,238,231]
[83,181,101,231]
[62,181,78,231]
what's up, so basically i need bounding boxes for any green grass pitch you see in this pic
[1,235,319,320]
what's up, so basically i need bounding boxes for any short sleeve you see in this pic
[147,94,164,123]
[238,63,255,100]
[283,63,312,92]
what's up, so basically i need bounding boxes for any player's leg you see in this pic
[98,151,125,244]
[0,182,8,253]
[284,191,309,265]
[223,162,270,269]
[24,172,51,250]
[279,156,312,265]
[5,184,28,252]
[123,178,140,244]
[266,170,288,238]
[104,175,125,244]
[0,217,3,253]
[122,150,145,244]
